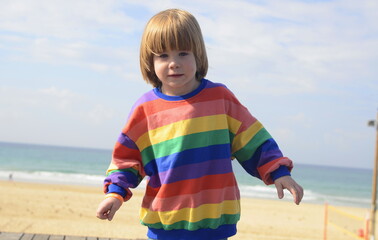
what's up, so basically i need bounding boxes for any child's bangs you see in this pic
[148,21,194,54]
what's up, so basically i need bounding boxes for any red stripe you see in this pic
[257,157,293,184]
[111,142,145,175]
[122,86,242,138]
[142,186,240,211]
[126,99,227,140]
[145,172,238,198]
[227,101,258,134]
[124,90,257,141]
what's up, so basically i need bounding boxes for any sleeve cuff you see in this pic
[270,165,291,181]
[107,184,127,198]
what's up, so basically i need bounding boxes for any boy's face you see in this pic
[153,49,198,96]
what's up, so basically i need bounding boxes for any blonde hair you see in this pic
[140,9,208,88]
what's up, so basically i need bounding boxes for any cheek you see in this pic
[192,57,198,72]
[187,58,197,72]
[192,62,198,74]
[153,62,164,75]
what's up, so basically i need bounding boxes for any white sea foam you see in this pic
[238,184,370,208]
[0,170,104,186]
[239,185,277,199]
[0,170,148,189]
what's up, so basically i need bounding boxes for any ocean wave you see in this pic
[238,184,370,208]
[239,185,277,199]
[0,170,370,208]
[0,170,104,186]
[0,170,148,189]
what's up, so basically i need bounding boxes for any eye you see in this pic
[158,53,168,58]
[179,52,189,56]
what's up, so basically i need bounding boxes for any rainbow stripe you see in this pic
[104,79,292,239]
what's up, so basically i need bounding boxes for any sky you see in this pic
[0,0,377,169]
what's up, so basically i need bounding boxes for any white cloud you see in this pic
[2,0,375,94]
[0,85,122,148]
[0,86,116,125]
[37,87,80,111]
[194,0,378,96]
[0,0,138,39]
[87,104,115,126]
[0,0,142,79]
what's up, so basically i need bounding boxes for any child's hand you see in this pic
[274,175,304,205]
[96,197,122,221]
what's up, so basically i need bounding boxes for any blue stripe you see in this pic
[239,138,283,179]
[148,158,233,188]
[271,165,291,181]
[257,138,283,167]
[147,224,236,240]
[143,144,231,176]
[107,184,127,197]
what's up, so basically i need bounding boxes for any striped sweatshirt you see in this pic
[104,79,293,240]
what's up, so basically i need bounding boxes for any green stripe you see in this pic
[141,213,240,231]
[106,168,139,177]
[229,131,235,145]
[233,128,272,163]
[140,129,231,166]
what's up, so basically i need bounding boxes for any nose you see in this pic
[168,57,180,69]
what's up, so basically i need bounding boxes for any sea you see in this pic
[0,141,373,209]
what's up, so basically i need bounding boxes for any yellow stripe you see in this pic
[140,200,240,225]
[106,163,118,175]
[136,114,229,151]
[227,115,242,135]
[232,121,263,152]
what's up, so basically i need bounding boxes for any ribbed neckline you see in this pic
[153,79,208,101]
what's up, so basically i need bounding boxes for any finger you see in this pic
[289,186,299,204]
[291,185,304,205]
[96,208,108,220]
[96,204,110,220]
[107,205,117,221]
[276,183,284,199]
[296,185,304,204]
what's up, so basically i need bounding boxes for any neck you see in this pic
[161,80,201,96]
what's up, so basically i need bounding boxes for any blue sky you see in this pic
[0,0,377,169]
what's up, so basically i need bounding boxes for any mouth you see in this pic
[168,74,184,77]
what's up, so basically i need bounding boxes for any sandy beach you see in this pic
[0,180,370,240]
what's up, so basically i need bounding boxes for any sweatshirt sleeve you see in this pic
[103,133,145,201]
[102,93,156,201]
[226,92,293,185]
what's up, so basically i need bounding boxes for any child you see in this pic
[96,8,303,240]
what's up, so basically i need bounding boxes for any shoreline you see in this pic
[1,169,370,209]
[0,180,371,240]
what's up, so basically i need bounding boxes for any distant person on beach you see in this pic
[96,8,304,240]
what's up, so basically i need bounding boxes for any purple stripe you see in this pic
[129,90,159,115]
[117,133,138,149]
[258,149,283,167]
[148,158,232,188]
[104,171,138,189]
[205,80,227,89]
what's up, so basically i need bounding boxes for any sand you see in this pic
[0,180,371,240]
